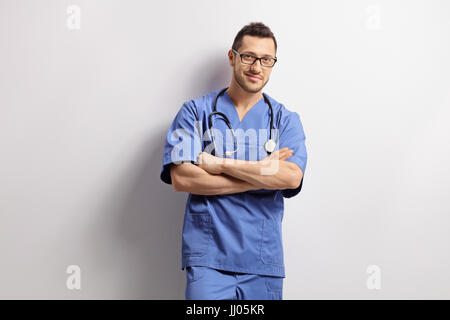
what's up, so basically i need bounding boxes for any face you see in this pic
[228,35,276,93]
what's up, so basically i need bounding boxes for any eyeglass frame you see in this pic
[231,48,277,68]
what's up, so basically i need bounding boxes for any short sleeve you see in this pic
[160,101,203,185]
[278,110,307,198]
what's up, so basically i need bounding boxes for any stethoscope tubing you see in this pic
[208,87,275,156]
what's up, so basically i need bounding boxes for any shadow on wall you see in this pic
[187,49,232,101]
[84,52,230,299]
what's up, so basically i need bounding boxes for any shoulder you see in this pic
[263,92,302,129]
[181,88,223,117]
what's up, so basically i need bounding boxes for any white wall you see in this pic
[1,0,449,299]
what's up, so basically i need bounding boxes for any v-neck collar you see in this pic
[223,91,265,127]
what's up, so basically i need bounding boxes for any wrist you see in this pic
[219,161,227,175]
[219,157,235,174]
[248,182,261,191]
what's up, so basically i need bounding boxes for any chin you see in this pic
[247,83,265,92]
[236,76,265,93]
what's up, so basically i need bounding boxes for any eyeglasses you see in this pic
[232,48,277,68]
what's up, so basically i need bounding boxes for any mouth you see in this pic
[245,72,262,81]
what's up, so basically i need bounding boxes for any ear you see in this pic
[227,49,235,67]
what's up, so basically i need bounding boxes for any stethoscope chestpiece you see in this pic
[264,139,276,153]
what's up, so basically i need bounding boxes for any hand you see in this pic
[197,152,224,175]
[262,147,293,163]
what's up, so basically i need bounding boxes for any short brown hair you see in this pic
[232,22,277,53]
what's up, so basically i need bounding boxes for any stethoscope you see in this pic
[208,87,276,156]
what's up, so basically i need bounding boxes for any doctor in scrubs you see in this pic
[160,22,307,300]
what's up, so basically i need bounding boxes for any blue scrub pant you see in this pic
[185,266,283,300]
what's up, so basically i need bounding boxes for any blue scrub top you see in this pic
[160,88,307,278]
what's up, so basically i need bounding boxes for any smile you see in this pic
[245,73,262,81]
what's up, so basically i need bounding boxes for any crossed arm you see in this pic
[170,147,303,196]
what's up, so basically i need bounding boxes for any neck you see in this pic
[226,81,263,110]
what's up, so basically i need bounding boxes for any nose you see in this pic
[249,59,262,74]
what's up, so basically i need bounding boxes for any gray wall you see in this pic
[1,0,449,299]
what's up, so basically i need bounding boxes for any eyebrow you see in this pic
[241,51,275,58]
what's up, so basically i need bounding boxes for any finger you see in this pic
[268,150,280,159]
[279,149,292,158]
[267,148,291,160]
[269,151,285,161]
[277,147,290,155]
[277,152,287,160]
[280,150,293,160]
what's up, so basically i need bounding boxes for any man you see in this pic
[160,22,307,300]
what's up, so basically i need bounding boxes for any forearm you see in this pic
[219,158,301,190]
[171,163,259,195]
